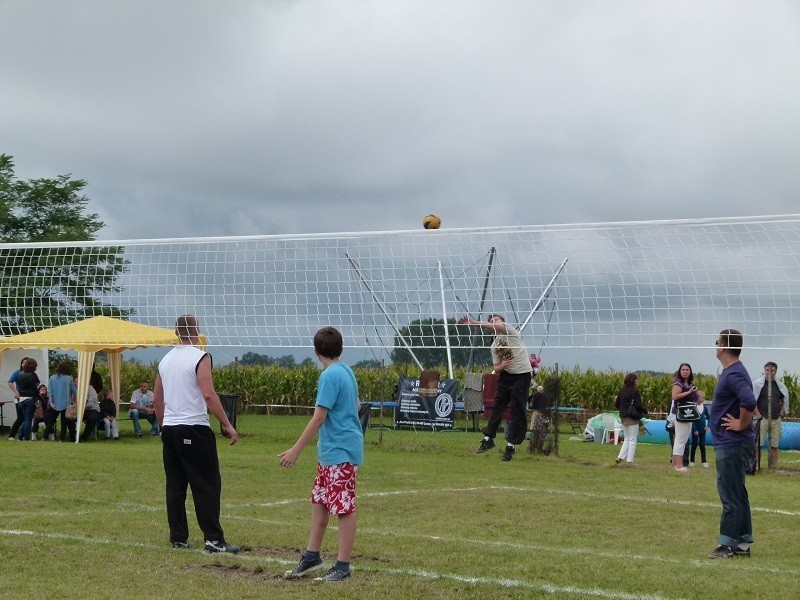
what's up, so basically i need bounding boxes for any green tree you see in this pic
[390,318,492,368]
[0,154,129,336]
[353,359,383,369]
[274,354,297,368]
[239,351,275,366]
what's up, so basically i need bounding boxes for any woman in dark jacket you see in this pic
[13,358,40,441]
[31,384,50,440]
[614,372,647,464]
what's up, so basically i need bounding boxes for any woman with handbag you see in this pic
[672,363,699,472]
[614,373,647,464]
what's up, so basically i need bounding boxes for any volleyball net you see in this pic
[2,214,799,364]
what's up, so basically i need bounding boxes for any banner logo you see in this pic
[435,393,453,417]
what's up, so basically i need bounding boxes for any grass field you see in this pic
[1,419,799,600]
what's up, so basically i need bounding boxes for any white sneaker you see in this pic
[689,462,695,467]
[702,462,709,468]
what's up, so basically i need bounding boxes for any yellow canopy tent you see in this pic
[0,316,206,442]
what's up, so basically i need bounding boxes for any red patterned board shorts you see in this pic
[311,462,358,515]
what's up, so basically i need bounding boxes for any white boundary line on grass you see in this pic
[234,484,800,518]
[0,528,673,600]
[483,485,800,518]
[223,514,800,578]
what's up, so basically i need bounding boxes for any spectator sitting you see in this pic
[78,382,102,442]
[130,380,159,437]
[31,384,50,440]
[100,389,120,440]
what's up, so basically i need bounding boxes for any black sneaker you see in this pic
[477,438,495,453]
[314,567,351,582]
[709,545,734,559]
[172,540,191,549]
[283,555,324,579]
[501,445,515,461]
[732,546,751,557]
[203,540,240,554]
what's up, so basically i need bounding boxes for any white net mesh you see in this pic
[2,214,800,356]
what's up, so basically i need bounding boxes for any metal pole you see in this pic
[466,247,496,372]
[438,261,454,379]
[345,253,423,370]
[519,258,568,335]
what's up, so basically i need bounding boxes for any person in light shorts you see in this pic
[752,361,790,470]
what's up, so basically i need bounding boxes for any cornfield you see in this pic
[99,362,799,417]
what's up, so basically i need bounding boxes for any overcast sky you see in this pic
[1,1,798,241]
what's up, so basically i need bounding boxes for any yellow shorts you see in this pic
[759,418,782,448]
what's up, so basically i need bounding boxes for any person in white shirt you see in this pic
[459,314,533,462]
[130,380,158,437]
[153,315,239,554]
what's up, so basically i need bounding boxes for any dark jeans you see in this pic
[79,410,102,441]
[161,424,225,544]
[44,408,76,441]
[19,398,36,440]
[691,430,707,463]
[9,402,25,439]
[715,441,755,547]
[483,371,532,446]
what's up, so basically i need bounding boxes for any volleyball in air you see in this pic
[422,214,441,229]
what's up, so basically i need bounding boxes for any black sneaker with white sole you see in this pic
[203,540,240,554]
[283,555,324,579]
[477,438,496,453]
[732,546,751,557]
[172,540,191,549]
[501,445,515,461]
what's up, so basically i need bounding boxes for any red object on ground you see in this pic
[482,373,512,420]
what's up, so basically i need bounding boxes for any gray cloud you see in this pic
[1,1,798,241]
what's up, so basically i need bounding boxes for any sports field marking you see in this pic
[221,514,800,578]
[4,483,794,522]
[0,528,673,600]
[230,484,800,518]
[485,485,800,517]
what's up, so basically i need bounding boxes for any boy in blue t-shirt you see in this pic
[280,327,364,582]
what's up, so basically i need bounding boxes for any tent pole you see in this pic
[75,352,95,443]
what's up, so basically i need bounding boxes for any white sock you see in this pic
[738,542,750,550]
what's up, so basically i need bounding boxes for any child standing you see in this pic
[279,327,365,582]
[690,391,710,467]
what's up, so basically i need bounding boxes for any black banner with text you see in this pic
[394,376,458,429]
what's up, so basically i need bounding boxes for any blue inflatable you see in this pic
[639,419,800,450]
